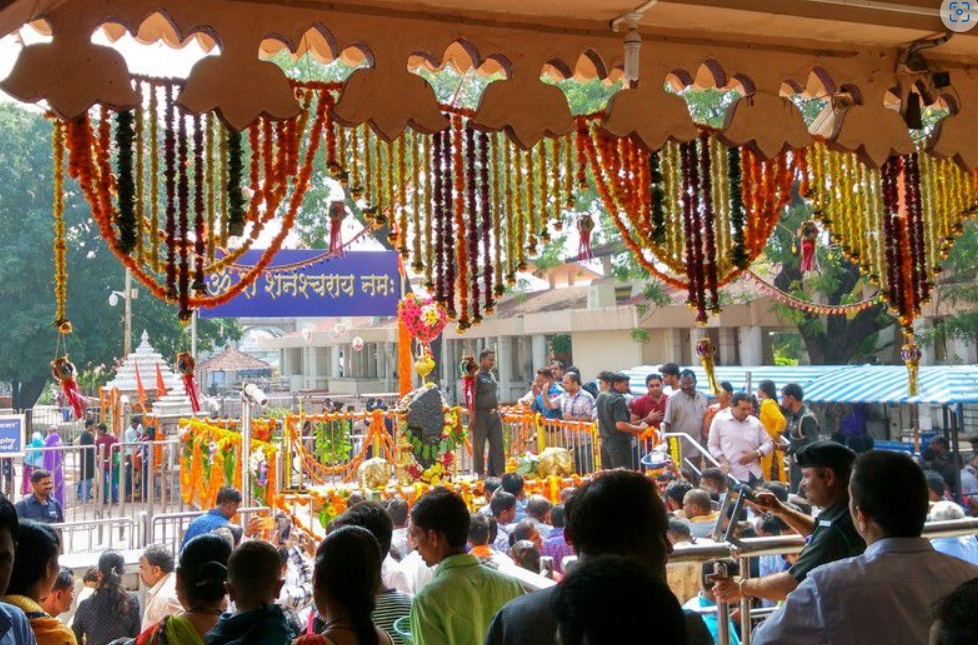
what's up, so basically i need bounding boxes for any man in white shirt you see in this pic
[753,450,978,645]
[708,392,774,483]
[490,492,518,553]
[138,544,182,629]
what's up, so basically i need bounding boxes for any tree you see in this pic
[927,218,978,344]
[0,105,239,409]
[764,203,895,364]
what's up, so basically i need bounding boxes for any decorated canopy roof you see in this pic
[3,0,978,165]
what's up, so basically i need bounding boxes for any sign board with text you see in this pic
[199,250,401,318]
[0,415,26,456]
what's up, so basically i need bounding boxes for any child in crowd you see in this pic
[205,541,293,645]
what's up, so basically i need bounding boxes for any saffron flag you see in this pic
[134,360,147,410]
[155,363,169,398]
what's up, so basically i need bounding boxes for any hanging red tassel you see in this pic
[328,200,345,255]
[578,213,595,260]
[51,357,87,419]
[797,219,819,273]
[176,352,200,413]
[459,355,477,415]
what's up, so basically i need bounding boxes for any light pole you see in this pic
[109,268,138,356]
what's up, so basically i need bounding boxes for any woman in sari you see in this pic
[126,533,232,645]
[22,431,45,495]
[43,426,66,507]
[756,380,788,483]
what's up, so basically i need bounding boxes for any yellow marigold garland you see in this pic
[52,119,69,333]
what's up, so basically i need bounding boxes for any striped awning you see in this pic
[623,365,843,396]
[803,365,978,406]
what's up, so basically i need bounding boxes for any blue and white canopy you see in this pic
[624,364,978,406]
[802,365,978,406]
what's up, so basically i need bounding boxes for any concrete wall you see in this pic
[571,329,646,380]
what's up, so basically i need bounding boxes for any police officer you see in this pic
[781,383,820,493]
[713,441,865,603]
[471,349,505,477]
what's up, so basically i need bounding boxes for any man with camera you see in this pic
[712,441,865,603]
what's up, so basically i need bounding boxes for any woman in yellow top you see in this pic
[2,520,76,645]
[757,380,788,483]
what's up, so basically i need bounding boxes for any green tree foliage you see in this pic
[928,218,978,342]
[0,105,239,409]
[765,203,895,364]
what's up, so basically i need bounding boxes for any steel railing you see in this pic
[49,516,141,553]
[667,518,978,645]
[149,506,270,555]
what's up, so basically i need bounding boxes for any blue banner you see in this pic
[0,415,25,456]
[200,250,401,318]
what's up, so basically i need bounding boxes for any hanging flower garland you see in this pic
[581,121,793,322]
[743,270,882,315]
[51,118,70,334]
[803,141,978,394]
[61,80,336,313]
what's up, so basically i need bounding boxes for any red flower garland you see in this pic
[465,122,480,326]
[699,133,720,312]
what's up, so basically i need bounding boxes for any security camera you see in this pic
[242,383,268,407]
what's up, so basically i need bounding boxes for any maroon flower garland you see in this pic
[177,107,191,320]
[680,141,697,310]
[904,152,929,307]
[441,128,456,319]
[699,134,720,312]
[465,122,480,324]
[192,114,206,296]
[479,131,494,314]
[680,139,709,323]
[880,156,903,317]
[163,84,177,301]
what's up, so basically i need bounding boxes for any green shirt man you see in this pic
[408,488,523,645]
[410,554,523,645]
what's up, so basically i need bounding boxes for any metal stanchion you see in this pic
[739,555,753,645]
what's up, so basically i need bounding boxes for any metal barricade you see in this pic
[667,518,978,645]
[50,516,141,554]
[88,439,183,522]
[149,506,270,555]
[537,418,601,474]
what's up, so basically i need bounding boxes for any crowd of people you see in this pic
[1,445,977,645]
[4,358,978,644]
